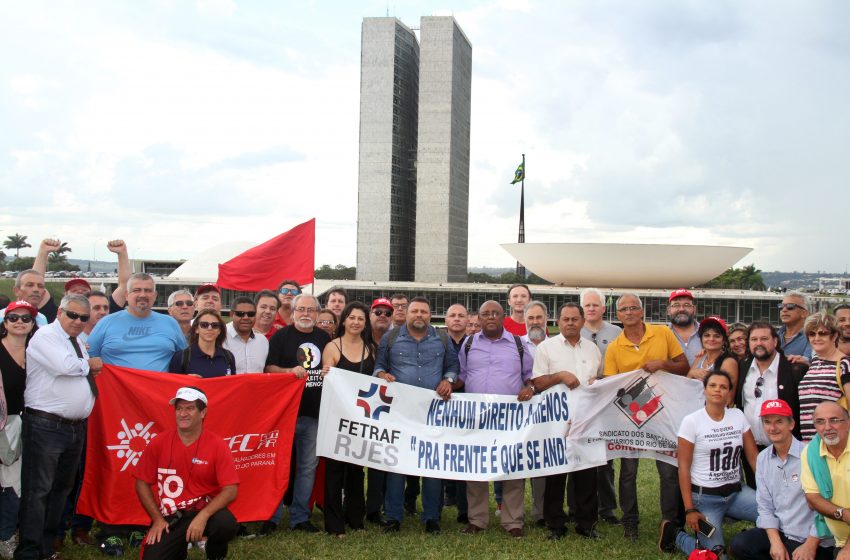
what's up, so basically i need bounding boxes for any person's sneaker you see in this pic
[127,531,145,548]
[291,521,320,533]
[258,521,277,536]
[623,523,639,541]
[0,535,17,560]
[658,520,679,552]
[424,520,440,535]
[99,536,124,556]
[382,520,401,533]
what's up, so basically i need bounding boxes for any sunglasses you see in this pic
[64,310,90,322]
[279,288,301,296]
[807,330,833,338]
[198,322,221,330]
[372,309,392,317]
[5,314,33,324]
[233,311,256,318]
[317,320,335,326]
[754,376,765,399]
[778,303,804,311]
[172,300,193,308]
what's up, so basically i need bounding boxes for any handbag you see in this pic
[0,415,22,466]
[836,362,848,411]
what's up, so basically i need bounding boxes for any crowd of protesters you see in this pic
[2,238,850,560]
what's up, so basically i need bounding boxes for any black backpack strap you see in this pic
[223,348,236,375]
[512,334,525,373]
[464,334,474,356]
[181,347,191,373]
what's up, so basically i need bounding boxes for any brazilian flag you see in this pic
[510,162,524,184]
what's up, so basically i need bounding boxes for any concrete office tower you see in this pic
[356,18,420,282]
[414,16,472,283]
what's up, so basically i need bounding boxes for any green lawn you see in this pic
[56,460,753,559]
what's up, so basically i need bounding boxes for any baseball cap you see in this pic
[371,297,393,311]
[759,399,793,418]
[64,278,91,293]
[195,283,221,297]
[4,300,39,318]
[669,289,694,302]
[699,316,728,334]
[169,387,208,406]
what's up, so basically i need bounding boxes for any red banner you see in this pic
[77,365,304,524]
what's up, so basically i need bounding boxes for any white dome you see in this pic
[168,241,255,281]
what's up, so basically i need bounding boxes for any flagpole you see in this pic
[516,153,526,279]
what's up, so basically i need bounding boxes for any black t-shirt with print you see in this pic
[266,326,330,418]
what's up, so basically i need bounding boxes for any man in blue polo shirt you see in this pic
[373,296,459,535]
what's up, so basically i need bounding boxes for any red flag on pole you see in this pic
[217,218,315,291]
[77,365,304,524]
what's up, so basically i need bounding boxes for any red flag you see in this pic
[77,365,304,524]
[216,218,315,291]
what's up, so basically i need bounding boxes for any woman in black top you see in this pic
[321,302,376,536]
[168,310,235,378]
[0,300,38,548]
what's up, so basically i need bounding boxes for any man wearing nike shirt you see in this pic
[88,273,186,372]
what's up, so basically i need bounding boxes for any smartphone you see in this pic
[697,518,716,538]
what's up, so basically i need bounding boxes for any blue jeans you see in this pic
[0,486,19,540]
[384,473,442,523]
[271,416,318,527]
[16,413,86,560]
[675,487,758,558]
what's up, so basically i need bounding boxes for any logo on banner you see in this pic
[297,343,321,369]
[614,376,664,428]
[106,418,158,471]
[356,383,394,419]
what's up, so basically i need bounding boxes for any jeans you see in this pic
[656,460,684,526]
[597,460,617,517]
[619,458,639,525]
[0,486,19,540]
[271,416,318,526]
[384,473,442,523]
[674,487,758,558]
[59,435,93,537]
[15,413,86,560]
[729,528,834,560]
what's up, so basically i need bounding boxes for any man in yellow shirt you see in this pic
[603,293,689,541]
[802,401,850,559]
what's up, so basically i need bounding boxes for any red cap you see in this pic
[759,399,793,418]
[195,283,221,297]
[669,289,694,302]
[699,316,728,334]
[4,300,39,318]
[64,278,91,293]
[371,297,393,311]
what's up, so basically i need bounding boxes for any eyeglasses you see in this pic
[317,320,335,326]
[813,417,848,427]
[479,311,502,318]
[4,314,33,324]
[669,302,694,310]
[372,309,392,317]
[392,304,408,310]
[279,287,301,296]
[617,306,641,313]
[807,330,833,338]
[172,300,193,307]
[233,311,256,318]
[778,303,804,311]
[198,322,221,330]
[64,310,90,322]
[754,376,765,399]
[293,307,318,313]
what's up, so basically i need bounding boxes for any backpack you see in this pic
[181,347,236,376]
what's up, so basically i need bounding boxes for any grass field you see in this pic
[55,460,753,560]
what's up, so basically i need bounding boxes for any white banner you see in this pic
[317,368,607,481]
[567,370,705,466]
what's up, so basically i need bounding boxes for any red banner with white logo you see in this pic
[77,365,304,524]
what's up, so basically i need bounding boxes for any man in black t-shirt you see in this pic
[263,294,329,534]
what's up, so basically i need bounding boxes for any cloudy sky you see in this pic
[2,0,848,274]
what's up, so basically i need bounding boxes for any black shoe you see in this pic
[601,514,622,525]
[425,520,441,535]
[366,512,382,524]
[658,520,679,553]
[535,519,546,528]
[624,523,639,541]
[456,513,469,524]
[576,527,600,539]
[258,521,277,536]
[99,536,124,557]
[382,520,401,533]
[404,500,417,515]
[547,527,567,541]
[292,521,320,533]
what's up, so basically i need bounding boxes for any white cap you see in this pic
[168,387,208,406]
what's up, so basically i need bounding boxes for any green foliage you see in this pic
[468,271,552,285]
[701,264,766,291]
[7,257,35,271]
[315,264,356,280]
[3,233,31,258]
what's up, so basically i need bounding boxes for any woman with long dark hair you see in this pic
[687,317,740,406]
[168,309,235,378]
[320,302,376,536]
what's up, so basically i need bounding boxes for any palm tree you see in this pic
[50,241,72,258]
[3,233,31,259]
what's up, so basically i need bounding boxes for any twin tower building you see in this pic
[356,16,472,284]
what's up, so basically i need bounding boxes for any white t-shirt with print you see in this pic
[678,407,751,488]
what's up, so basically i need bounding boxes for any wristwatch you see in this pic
[443,376,456,384]
[834,507,844,520]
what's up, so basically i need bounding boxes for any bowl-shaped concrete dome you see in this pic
[501,243,752,288]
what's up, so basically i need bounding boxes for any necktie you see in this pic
[70,336,99,397]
